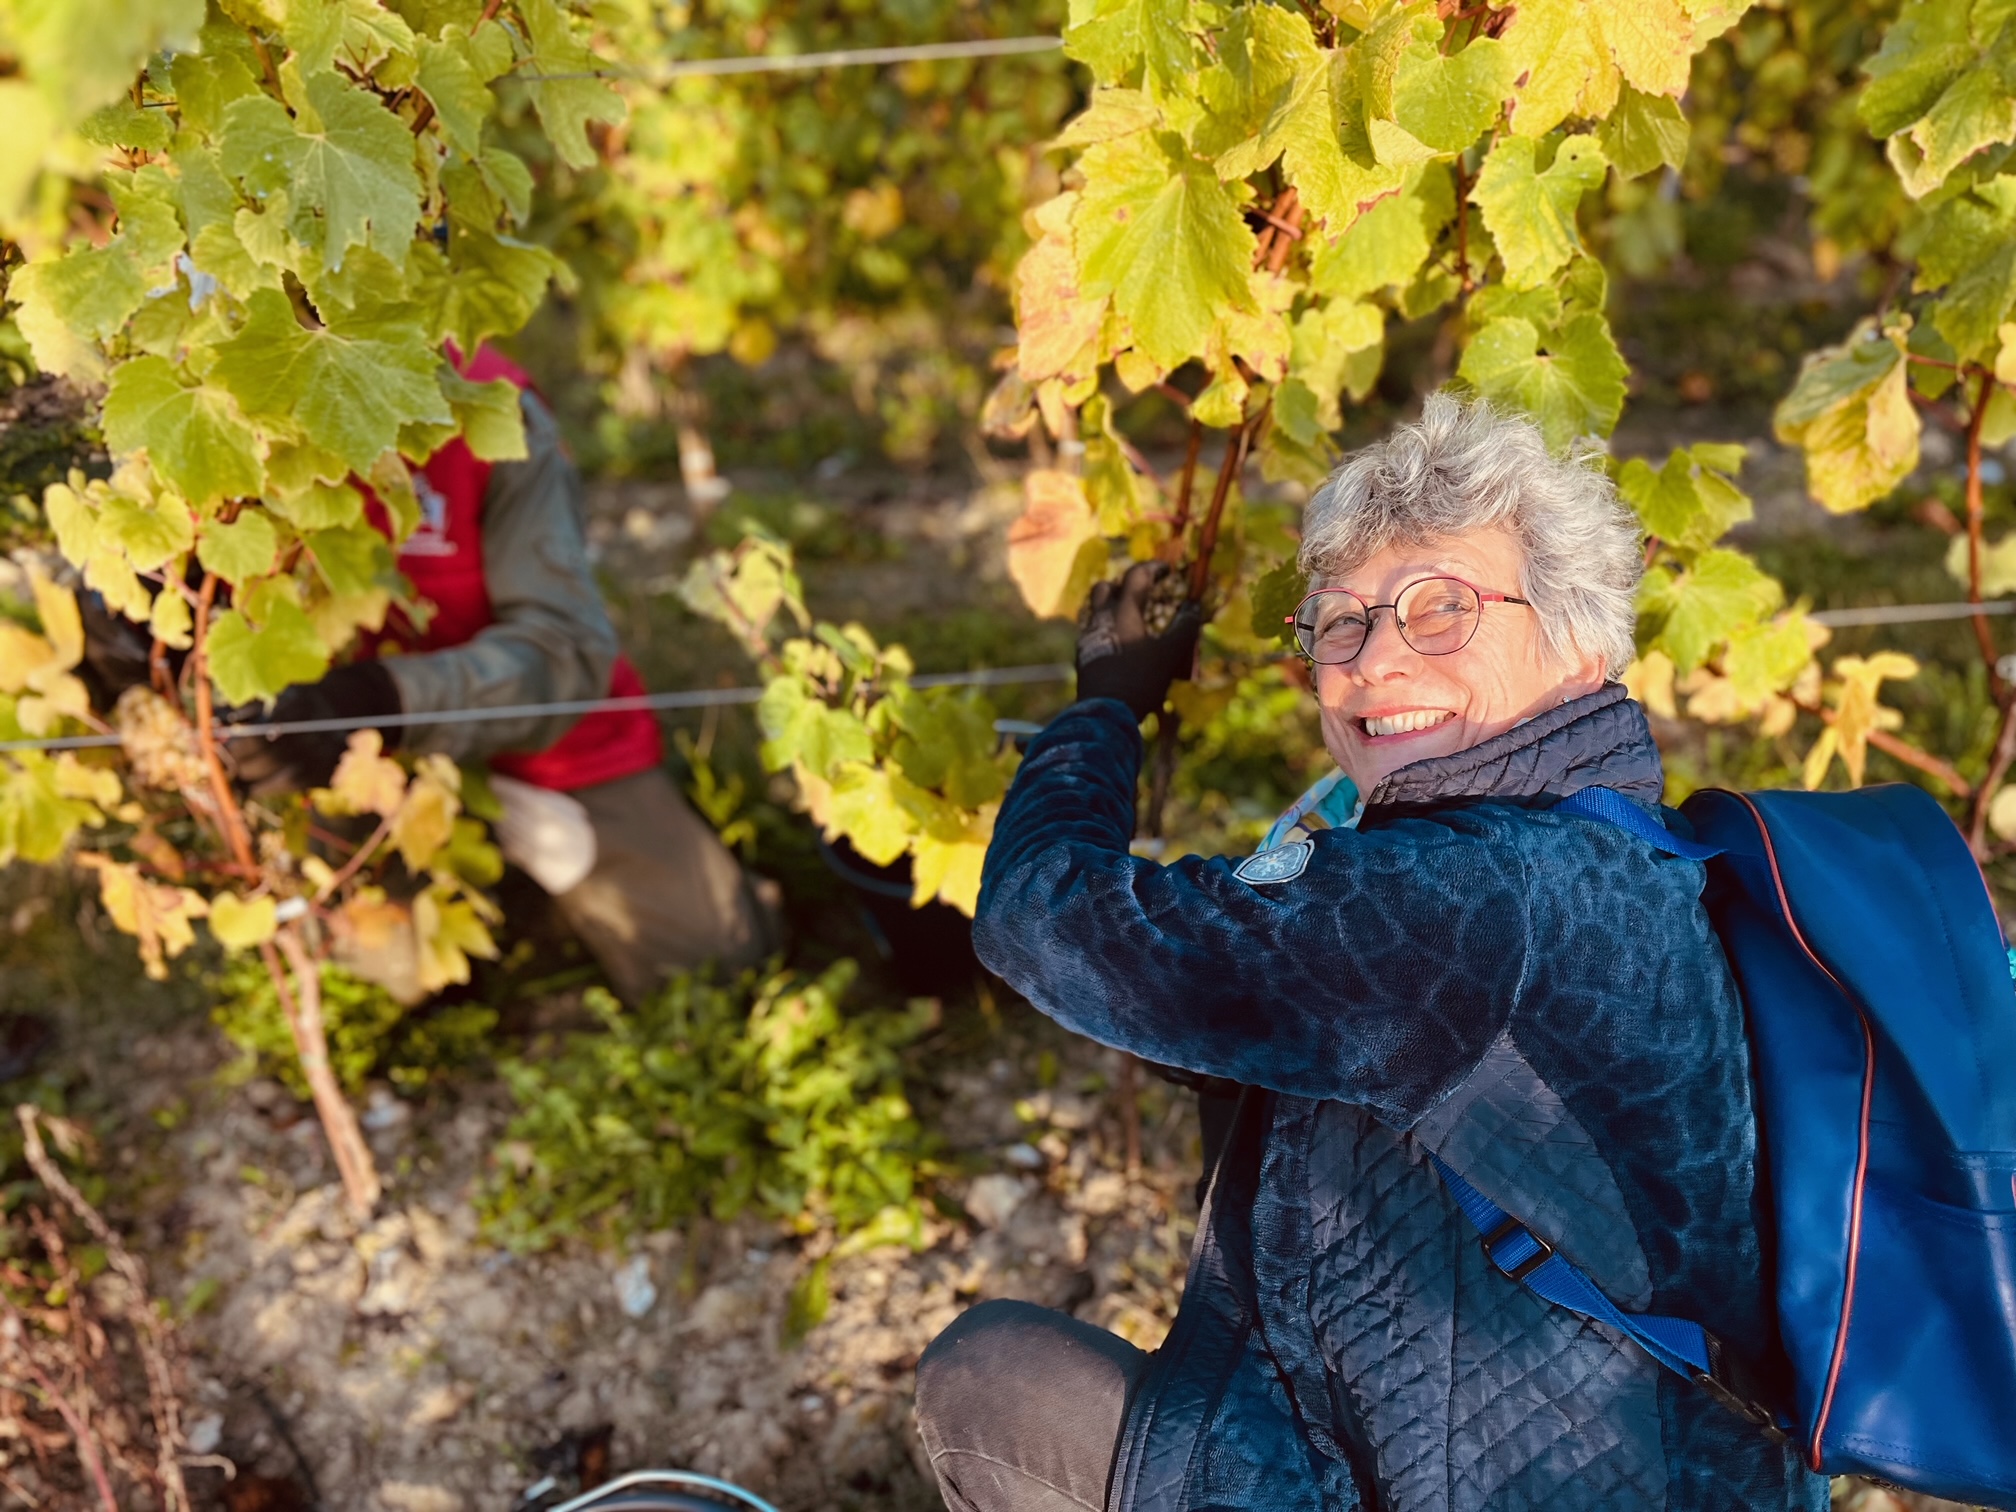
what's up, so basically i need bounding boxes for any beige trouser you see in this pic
[553,767,777,1002]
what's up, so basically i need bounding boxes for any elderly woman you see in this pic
[914,395,1826,1512]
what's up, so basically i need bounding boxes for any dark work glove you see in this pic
[1076,561,1203,722]
[227,660,403,797]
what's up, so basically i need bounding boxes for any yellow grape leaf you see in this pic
[1944,531,2016,596]
[0,626,62,696]
[17,672,91,736]
[209,891,279,950]
[414,883,498,993]
[1989,785,2016,843]
[1007,470,1105,620]
[51,753,120,808]
[324,728,407,817]
[1812,652,1920,788]
[27,569,82,671]
[78,853,207,981]
[391,756,460,872]
[1015,193,1106,386]
[911,805,997,916]
[1624,650,1677,719]
[1594,0,1694,97]
[825,763,916,866]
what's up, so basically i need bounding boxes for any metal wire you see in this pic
[0,664,1073,756]
[1806,600,2016,627]
[520,35,1062,84]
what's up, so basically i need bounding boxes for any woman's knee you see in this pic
[915,1299,1146,1497]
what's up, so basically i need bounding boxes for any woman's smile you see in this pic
[1354,708,1457,739]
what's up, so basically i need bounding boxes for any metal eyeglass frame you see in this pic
[1284,576,1532,665]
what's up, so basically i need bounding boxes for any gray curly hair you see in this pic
[1297,393,1643,677]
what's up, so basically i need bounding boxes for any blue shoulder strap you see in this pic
[1428,787,1786,1430]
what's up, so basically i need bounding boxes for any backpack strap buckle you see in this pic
[1480,1215,1555,1282]
[1693,1333,1790,1445]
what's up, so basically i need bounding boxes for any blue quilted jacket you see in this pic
[973,685,1830,1512]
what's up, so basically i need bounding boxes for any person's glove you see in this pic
[1076,561,1203,722]
[227,660,403,798]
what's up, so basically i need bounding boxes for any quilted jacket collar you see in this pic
[1362,682,1662,819]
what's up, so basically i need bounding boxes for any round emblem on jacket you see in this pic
[1234,838,1313,886]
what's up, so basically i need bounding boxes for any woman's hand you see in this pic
[1076,562,1202,722]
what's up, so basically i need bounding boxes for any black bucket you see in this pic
[818,837,978,997]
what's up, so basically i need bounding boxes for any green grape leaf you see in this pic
[1599,84,1690,178]
[441,372,528,461]
[1066,0,1198,91]
[1646,549,1783,673]
[1458,311,1626,449]
[1857,0,1977,139]
[99,493,196,573]
[7,242,150,380]
[169,49,262,137]
[1723,616,1815,706]
[0,751,102,867]
[219,69,422,271]
[1772,325,1921,513]
[1917,177,2016,358]
[1389,31,1515,154]
[1074,130,1256,372]
[416,34,493,157]
[211,288,449,472]
[1884,31,2016,197]
[1055,88,1163,148]
[209,892,278,950]
[1619,447,1752,552]
[1473,134,1607,289]
[101,357,264,508]
[757,680,875,778]
[206,589,331,705]
[1309,164,1450,300]
[440,229,559,354]
[303,525,397,599]
[6,0,202,118]
[189,221,284,300]
[1289,299,1384,430]
[197,511,281,582]
[518,0,626,170]
[81,99,171,151]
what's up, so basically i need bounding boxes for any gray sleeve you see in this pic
[383,392,619,762]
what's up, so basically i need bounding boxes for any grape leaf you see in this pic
[6,0,202,117]
[1458,311,1627,449]
[269,478,364,530]
[1883,28,2016,197]
[1015,194,1106,385]
[219,69,422,271]
[1599,85,1691,178]
[1620,446,1754,551]
[1858,0,1979,139]
[1388,29,1515,154]
[99,492,196,573]
[101,357,264,508]
[1066,0,1198,91]
[440,371,528,461]
[439,228,559,354]
[8,242,150,380]
[911,822,990,916]
[757,680,874,778]
[1772,325,1921,513]
[518,0,626,170]
[1289,299,1384,429]
[1473,134,1607,289]
[416,34,493,157]
[1594,0,1695,97]
[197,511,281,581]
[1309,165,1449,299]
[1916,176,2016,358]
[1643,548,1783,673]
[169,49,262,136]
[205,585,332,704]
[825,764,915,867]
[1074,130,1256,372]
[1722,615,1815,707]
[211,288,449,471]
[1499,0,1609,138]
[209,892,278,949]
[1006,470,1105,620]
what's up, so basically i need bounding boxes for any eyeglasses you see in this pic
[1285,576,1531,665]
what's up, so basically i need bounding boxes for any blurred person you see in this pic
[87,348,775,1002]
[914,395,1824,1512]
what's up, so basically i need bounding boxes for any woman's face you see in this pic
[1313,527,1606,795]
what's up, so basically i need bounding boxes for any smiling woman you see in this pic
[1293,395,1640,794]
[918,394,1826,1512]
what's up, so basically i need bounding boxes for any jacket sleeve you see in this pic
[383,393,620,762]
[973,698,1531,1123]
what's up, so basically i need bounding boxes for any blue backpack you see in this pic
[1431,782,2016,1505]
